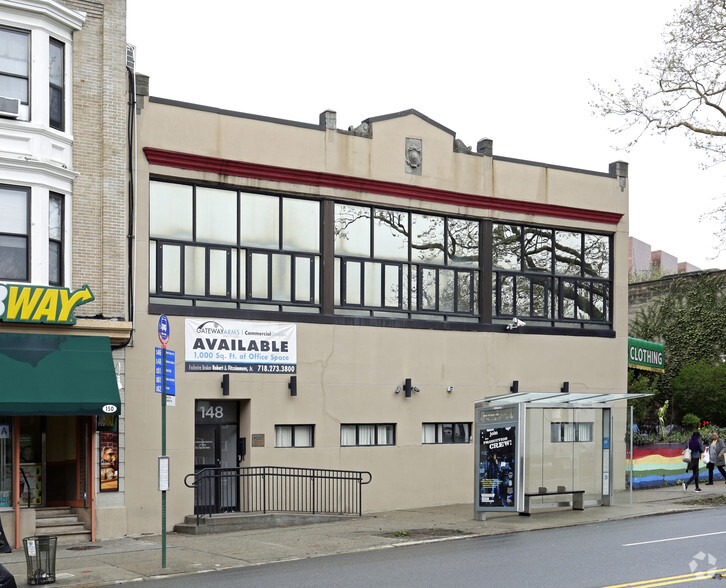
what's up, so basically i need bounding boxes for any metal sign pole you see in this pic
[161,347,167,568]
[629,405,634,505]
[157,314,169,569]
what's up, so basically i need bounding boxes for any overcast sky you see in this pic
[127,0,726,271]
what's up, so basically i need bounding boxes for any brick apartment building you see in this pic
[0,0,131,546]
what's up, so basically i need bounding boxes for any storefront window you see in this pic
[0,421,11,508]
[19,417,42,506]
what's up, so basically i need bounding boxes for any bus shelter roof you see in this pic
[475,391,651,408]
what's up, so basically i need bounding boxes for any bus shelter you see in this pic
[474,390,648,519]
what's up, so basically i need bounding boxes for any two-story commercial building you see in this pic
[122,84,631,534]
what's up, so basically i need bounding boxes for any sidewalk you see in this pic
[0,484,721,586]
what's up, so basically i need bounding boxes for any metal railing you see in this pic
[184,466,373,524]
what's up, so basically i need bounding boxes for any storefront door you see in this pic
[194,400,239,515]
[12,416,89,508]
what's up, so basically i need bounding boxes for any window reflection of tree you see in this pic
[335,204,479,315]
[493,223,610,324]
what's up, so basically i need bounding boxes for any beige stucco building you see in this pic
[118,82,631,536]
[0,0,637,550]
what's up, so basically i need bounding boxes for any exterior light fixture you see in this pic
[403,378,412,398]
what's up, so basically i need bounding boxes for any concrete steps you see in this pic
[34,507,90,544]
[174,512,355,535]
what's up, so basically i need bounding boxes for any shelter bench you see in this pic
[519,486,585,516]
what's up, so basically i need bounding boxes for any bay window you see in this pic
[0,27,29,109]
[0,186,29,281]
[49,38,64,130]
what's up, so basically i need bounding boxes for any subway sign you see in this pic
[0,283,94,325]
[628,337,665,373]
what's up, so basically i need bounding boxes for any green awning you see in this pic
[0,333,121,416]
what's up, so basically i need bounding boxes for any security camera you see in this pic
[506,318,526,330]
[413,386,421,393]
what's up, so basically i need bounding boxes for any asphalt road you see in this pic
[143,508,726,587]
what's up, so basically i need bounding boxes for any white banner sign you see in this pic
[185,319,296,373]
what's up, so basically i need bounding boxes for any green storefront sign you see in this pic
[628,337,665,373]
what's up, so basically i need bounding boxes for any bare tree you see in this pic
[592,0,726,162]
[592,0,726,254]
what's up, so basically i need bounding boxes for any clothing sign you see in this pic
[185,319,296,373]
[628,337,665,373]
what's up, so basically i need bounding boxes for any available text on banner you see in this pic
[185,318,296,373]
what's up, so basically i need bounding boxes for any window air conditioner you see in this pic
[0,96,20,118]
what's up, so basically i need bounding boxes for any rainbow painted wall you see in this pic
[630,444,722,489]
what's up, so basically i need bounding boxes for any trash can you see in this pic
[22,536,56,585]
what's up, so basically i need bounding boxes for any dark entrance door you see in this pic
[194,400,239,515]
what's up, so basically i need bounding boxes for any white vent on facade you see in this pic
[126,43,136,72]
[0,96,20,118]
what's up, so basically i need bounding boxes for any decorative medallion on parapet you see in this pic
[0,283,94,325]
[405,138,422,175]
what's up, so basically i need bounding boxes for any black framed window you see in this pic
[149,181,321,311]
[334,204,479,321]
[0,185,29,281]
[275,425,314,448]
[148,180,615,336]
[0,27,29,106]
[492,223,611,328]
[550,422,593,443]
[48,192,63,285]
[340,424,395,447]
[49,38,64,131]
[422,423,471,444]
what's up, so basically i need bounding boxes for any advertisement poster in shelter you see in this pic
[478,426,516,508]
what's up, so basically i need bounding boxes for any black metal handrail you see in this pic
[184,466,372,524]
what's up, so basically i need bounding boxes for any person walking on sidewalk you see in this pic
[683,431,705,492]
[705,431,726,485]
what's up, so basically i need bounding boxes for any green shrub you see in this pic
[682,413,700,431]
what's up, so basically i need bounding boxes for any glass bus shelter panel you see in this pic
[528,407,604,499]
[571,408,603,499]
[523,408,545,492]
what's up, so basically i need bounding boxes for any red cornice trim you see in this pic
[143,148,623,226]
